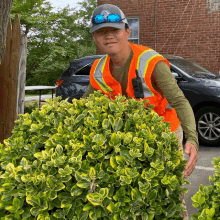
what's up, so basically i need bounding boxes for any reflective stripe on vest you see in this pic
[137,49,173,110]
[137,49,162,98]
[93,56,113,93]
[93,50,173,110]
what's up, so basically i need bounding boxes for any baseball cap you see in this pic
[90,4,128,33]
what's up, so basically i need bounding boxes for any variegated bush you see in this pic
[191,157,220,220]
[0,91,190,220]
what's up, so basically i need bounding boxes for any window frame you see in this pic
[127,16,139,45]
[74,62,94,76]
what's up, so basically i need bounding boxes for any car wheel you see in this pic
[195,106,220,146]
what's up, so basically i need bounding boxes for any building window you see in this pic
[127,17,139,44]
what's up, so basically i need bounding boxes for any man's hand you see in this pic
[183,143,198,179]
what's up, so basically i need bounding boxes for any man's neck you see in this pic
[109,43,132,70]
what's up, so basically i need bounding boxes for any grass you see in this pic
[24,89,56,113]
[24,100,47,113]
[25,100,38,107]
[25,94,39,97]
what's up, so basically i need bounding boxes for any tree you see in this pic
[207,0,220,13]
[0,0,13,63]
[10,0,97,88]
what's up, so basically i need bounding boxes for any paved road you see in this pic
[25,94,54,102]
[183,143,219,219]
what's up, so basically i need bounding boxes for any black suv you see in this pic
[56,55,220,146]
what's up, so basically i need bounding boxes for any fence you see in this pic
[16,35,27,116]
[0,14,26,144]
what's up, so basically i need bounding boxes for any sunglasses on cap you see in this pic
[92,14,124,24]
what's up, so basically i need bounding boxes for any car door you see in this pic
[170,66,201,108]
[68,62,93,100]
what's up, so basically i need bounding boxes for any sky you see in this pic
[47,0,84,11]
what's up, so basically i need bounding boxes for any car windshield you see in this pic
[70,59,92,74]
[169,58,219,79]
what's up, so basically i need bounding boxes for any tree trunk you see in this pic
[0,0,13,64]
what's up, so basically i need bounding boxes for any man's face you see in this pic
[92,27,130,55]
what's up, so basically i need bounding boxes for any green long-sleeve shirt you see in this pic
[82,51,199,151]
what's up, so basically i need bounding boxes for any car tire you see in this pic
[195,106,220,146]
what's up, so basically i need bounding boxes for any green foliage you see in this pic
[0,91,189,219]
[191,157,220,220]
[24,102,39,114]
[11,0,96,87]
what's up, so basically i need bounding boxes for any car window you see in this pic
[75,63,93,76]
[69,59,91,73]
[168,58,216,76]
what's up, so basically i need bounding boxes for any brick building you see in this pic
[97,0,220,75]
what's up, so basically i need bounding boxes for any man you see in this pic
[82,4,199,219]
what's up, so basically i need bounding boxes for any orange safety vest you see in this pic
[90,42,180,132]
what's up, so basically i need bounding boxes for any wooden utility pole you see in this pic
[0,15,21,144]
[0,0,14,63]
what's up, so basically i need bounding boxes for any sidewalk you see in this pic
[25,94,53,102]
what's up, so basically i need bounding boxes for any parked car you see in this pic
[55,55,220,146]
[55,55,103,100]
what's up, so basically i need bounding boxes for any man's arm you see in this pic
[81,83,97,98]
[151,61,199,151]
